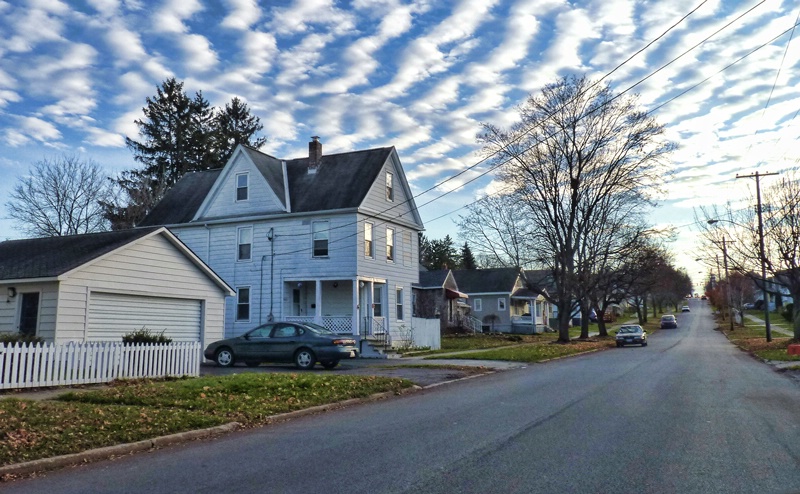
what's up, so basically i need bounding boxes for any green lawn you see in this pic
[430,337,616,363]
[723,313,799,361]
[0,373,412,467]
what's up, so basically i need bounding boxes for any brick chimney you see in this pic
[308,136,322,174]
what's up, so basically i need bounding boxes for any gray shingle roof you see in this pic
[415,269,450,288]
[138,170,221,227]
[451,267,523,294]
[139,145,395,226]
[0,228,159,281]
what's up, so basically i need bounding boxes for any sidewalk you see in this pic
[743,313,794,337]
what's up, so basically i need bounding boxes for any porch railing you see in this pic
[463,316,482,333]
[285,316,354,334]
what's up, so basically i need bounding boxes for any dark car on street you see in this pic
[615,325,647,347]
[660,314,678,329]
[204,321,359,370]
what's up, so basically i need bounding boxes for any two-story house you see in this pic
[139,137,424,349]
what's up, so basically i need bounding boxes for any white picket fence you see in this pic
[0,341,202,390]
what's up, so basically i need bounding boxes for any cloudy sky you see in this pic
[0,0,798,290]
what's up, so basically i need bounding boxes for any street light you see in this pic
[708,219,769,341]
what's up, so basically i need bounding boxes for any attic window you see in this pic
[386,172,394,202]
[236,173,248,201]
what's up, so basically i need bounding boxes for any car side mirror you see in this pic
[243,334,250,340]
[614,330,618,334]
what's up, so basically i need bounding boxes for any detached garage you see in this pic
[0,227,233,346]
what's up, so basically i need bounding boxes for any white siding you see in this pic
[0,282,58,341]
[57,233,227,346]
[87,292,201,342]
[201,152,285,219]
[173,214,360,337]
[359,154,420,229]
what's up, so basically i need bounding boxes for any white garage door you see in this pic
[87,292,202,342]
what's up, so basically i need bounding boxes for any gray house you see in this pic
[452,267,551,333]
[413,269,472,333]
[0,227,233,345]
[140,138,425,348]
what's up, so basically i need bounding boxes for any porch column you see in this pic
[314,279,322,325]
[531,297,538,333]
[352,279,360,337]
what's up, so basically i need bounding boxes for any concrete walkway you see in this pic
[743,313,794,337]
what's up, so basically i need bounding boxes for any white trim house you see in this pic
[0,227,234,345]
[139,138,425,349]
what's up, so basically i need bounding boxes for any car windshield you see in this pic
[618,326,641,334]
[301,322,336,335]
[662,316,675,321]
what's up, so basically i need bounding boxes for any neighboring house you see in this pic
[452,267,551,334]
[0,228,233,345]
[139,137,424,348]
[412,269,473,332]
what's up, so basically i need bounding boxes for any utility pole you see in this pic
[722,237,733,332]
[736,171,778,342]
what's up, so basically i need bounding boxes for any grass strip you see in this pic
[0,373,412,467]
[427,338,615,363]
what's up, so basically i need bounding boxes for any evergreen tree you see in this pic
[426,235,460,270]
[107,79,267,229]
[460,242,477,269]
[214,97,268,163]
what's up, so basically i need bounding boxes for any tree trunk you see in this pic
[557,302,572,343]
[597,311,608,337]
[579,304,590,339]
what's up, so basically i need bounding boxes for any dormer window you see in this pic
[386,171,394,201]
[236,173,248,201]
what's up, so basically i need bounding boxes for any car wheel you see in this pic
[616,342,622,347]
[294,348,316,370]
[642,341,648,347]
[245,361,260,367]
[321,360,339,370]
[215,347,235,367]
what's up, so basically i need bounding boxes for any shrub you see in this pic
[0,332,45,345]
[122,327,173,345]
[781,303,794,323]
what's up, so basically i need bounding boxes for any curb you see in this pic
[0,422,241,479]
[0,385,425,480]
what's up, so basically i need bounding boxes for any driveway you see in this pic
[200,356,526,387]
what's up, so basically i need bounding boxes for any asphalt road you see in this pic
[5,298,800,493]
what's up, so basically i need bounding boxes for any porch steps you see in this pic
[359,338,400,359]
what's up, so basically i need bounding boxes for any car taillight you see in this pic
[333,339,355,346]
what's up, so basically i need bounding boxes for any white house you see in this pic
[139,138,425,350]
[0,227,233,345]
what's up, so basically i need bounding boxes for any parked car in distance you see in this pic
[204,321,359,370]
[743,302,755,310]
[615,325,647,347]
[681,305,690,312]
[660,314,678,329]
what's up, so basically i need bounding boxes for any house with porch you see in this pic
[139,138,424,351]
[412,269,476,333]
[452,267,551,333]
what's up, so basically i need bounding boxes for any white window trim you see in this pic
[386,227,394,262]
[365,222,374,258]
[396,287,404,321]
[386,171,394,202]
[312,220,329,258]
[474,298,482,312]
[236,286,251,322]
[235,172,249,202]
[237,226,253,262]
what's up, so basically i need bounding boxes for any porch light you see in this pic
[7,287,16,299]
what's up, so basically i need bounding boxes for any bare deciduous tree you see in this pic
[699,170,800,339]
[479,75,675,342]
[6,156,111,237]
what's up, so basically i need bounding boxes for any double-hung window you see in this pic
[386,172,394,201]
[386,227,394,261]
[498,298,506,311]
[365,222,373,258]
[312,221,329,257]
[474,299,482,312]
[237,226,252,261]
[396,288,404,321]
[236,173,248,201]
[236,287,250,321]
